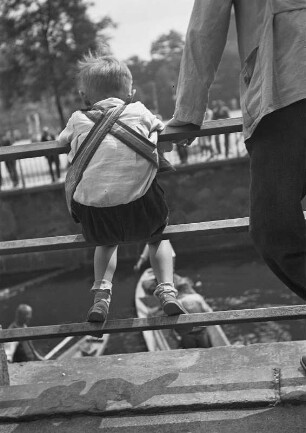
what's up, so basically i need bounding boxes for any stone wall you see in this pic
[0,158,253,274]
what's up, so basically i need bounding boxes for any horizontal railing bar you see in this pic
[0,305,305,343]
[160,117,243,142]
[0,141,69,161]
[2,213,306,256]
[0,118,242,161]
[0,218,250,255]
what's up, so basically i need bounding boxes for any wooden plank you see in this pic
[0,305,306,343]
[3,212,306,256]
[0,118,243,161]
[0,218,250,255]
[0,141,70,161]
[159,117,243,142]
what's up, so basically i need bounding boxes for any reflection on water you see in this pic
[0,248,305,355]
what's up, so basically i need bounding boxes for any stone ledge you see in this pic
[1,341,306,421]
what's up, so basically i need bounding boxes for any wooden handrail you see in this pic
[0,305,305,343]
[0,117,242,161]
[0,218,249,256]
[2,212,306,256]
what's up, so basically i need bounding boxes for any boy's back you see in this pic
[59,98,164,208]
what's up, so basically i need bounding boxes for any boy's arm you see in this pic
[58,116,75,145]
[144,111,173,152]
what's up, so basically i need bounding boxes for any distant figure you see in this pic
[176,278,212,349]
[213,101,230,158]
[41,126,61,182]
[0,132,19,188]
[4,304,44,363]
[198,107,214,159]
[176,142,189,165]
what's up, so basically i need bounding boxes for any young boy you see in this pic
[59,53,187,324]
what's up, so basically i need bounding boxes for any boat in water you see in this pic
[44,334,109,360]
[135,268,230,351]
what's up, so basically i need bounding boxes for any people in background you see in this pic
[41,126,61,182]
[59,53,187,326]
[176,278,212,349]
[176,142,189,165]
[4,304,44,362]
[0,132,19,188]
[198,106,214,160]
[212,100,230,158]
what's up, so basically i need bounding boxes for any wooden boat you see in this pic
[135,268,230,351]
[44,334,109,360]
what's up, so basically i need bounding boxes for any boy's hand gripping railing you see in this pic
[1,117,305,345]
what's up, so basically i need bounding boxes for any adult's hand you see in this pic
[164,118,201,146]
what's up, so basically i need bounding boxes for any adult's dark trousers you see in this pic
[246,99,306,301]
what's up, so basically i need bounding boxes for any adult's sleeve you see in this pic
[174,0,233,125]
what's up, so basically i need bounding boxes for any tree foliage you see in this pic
[127,30,184,119]
[0,0,115,127]
[127,24,240,119]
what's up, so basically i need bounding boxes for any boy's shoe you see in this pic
[154,283,188,316]
[87,291,110,323]
[300,354,306,372]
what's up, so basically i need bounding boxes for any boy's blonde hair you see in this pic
[77,53,133,104]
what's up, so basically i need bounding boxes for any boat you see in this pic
[44,334,109,360]
[135,268,230,351]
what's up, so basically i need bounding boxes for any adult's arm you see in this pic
[174,0,233,126]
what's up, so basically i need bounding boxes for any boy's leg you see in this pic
[148,240,187,315]
[246,100,306,301]
[87,245,118,322]
[94,244,118,282]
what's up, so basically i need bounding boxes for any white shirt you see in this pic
[59,98,164,207]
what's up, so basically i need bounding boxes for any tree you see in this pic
[0,0,115,128]
[149,30,184,119]
[126,31,184,119]
[150,30,184,62]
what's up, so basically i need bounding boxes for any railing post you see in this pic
[0,326,9,385]
[17,159,26,188]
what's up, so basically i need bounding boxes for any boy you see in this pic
[59,54,187,324]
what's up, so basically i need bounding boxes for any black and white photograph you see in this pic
[0,0,306,431]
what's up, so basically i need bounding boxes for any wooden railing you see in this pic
[1,117,306,345]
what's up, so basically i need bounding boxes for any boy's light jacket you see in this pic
[59,99,163,208]
[174,0,306,140]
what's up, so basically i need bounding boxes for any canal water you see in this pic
[1,247,305,356]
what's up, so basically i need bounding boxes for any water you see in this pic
[1,248,305,356]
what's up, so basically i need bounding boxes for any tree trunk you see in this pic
[52,79,66,130]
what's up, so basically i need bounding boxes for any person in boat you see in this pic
[59,53,187,325]
[141,273,212,348]
[166,1,306,370]
[134,242,176,273]
[175,278,212,349]
[4,304,44,363]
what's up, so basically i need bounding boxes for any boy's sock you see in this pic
[154,282,177,297]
